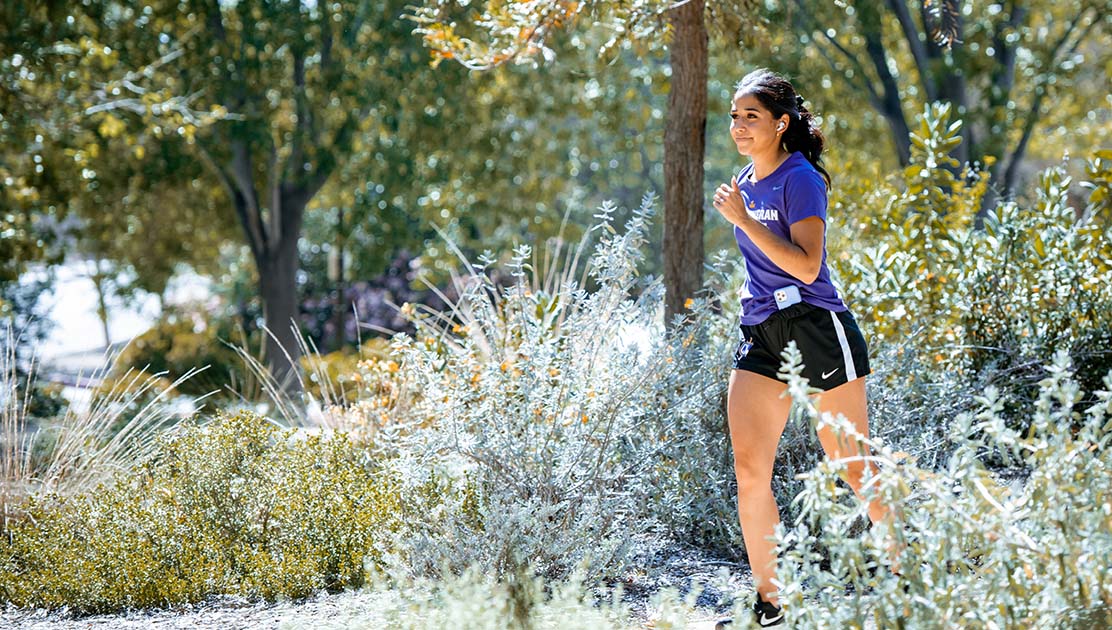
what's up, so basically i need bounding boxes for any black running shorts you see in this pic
[732,302,871,391]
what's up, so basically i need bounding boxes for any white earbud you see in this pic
[777,122,785,132]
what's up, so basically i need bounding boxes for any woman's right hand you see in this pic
[712,178,750,228]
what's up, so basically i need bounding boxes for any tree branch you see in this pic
[1002,86,1045,195]
[321,1,335,71]
[1002,9,1097,195]
[268,135,281,249]
[194,139,233,197]
[304,112,360,203]
[862,28,914,165]
[856,7,902,104]
[341,1,370,50]
[414,2,568,71]
[812,42,882,111]
[196,139,262,262]
[990,1,1027,105]
[919,1,943,60]
[790,1,881,105]
[887,0,937,100]
[82,91,207,121]
[230,139,269,256]
[287,43,307,187]
[204,0,225,42]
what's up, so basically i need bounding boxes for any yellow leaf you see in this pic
[97,114,126,138]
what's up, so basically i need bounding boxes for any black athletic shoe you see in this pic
[715,596,785,628]
[752,596,785,627]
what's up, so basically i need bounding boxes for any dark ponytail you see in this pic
[735,69,831,188]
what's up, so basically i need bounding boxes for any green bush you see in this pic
[838,104,1112,429]
[113,310,265,401]
[772,346,1112,629]
[0,410,403,613]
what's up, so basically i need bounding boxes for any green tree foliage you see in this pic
[73,140,237,299]
[7,1,684,383]
[10,0,701,359]
[1,2,236,335]
[0,3,83,287]
[4,1,418,389]
[305,27,670,280]
[781,0,1110,209]
[298,23,689,349]
[407,0,762,321]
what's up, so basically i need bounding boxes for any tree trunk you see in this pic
[87,258,112,349]
[330,206,347,353]
[662,0,708,324]
[194,5,355,404]
[877,83,913,167]
[256,239,301,396]
[858,10,913,167]
[244,190,307,399]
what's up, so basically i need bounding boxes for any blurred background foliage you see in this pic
[0,1,1109,441]
[4,1,1109,330]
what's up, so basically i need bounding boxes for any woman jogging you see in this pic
[710,69,895,628]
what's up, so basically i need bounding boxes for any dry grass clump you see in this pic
[1,326,206,534]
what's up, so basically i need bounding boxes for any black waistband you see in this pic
[742,302,820,329]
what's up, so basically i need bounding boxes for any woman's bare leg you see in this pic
[727,369,793,607]
[811,376,889,523]
[813,376,902,571]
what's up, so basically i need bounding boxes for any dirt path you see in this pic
[2,592,732,630]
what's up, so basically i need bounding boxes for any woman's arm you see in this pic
[712,181,825,284]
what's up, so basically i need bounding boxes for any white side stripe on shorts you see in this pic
[830,311,857,381]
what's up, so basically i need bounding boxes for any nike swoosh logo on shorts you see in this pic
[821,368,840,380]
[760,610,784,625]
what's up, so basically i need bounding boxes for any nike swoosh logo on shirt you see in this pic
[772,184,783,190]
[821,368,840,380]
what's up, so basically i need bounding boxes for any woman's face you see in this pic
[730,93,785,157]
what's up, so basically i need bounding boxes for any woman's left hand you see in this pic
[712,178,750,227]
